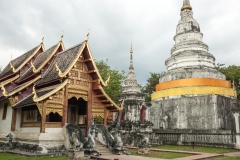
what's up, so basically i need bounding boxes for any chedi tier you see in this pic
[150,0,238,148]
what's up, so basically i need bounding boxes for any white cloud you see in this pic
[0,0,240,85]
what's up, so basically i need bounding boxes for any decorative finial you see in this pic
[181,0,192,11]
[85,29,90,41]
[41,34,44,44]
[129,38,134,70]
[32,85,38,100]
[60,30,64,41]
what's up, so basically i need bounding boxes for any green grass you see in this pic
[128,149,193,159]
[152,145,238,154]
[0,153,67,160]
[210,156,240,160]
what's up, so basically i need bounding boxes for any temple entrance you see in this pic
[68,97,87,135]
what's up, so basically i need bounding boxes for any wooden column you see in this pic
[40,102,46,133]
[86,83,93,135]
[62,84,69,126]
[103,108,107,127]
[11,108,17,131]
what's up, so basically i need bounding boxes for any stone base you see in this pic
[74,151,84,160]
[138,148,150,154]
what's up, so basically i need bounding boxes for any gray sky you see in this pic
[0,0,240,85]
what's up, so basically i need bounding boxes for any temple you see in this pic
[150,0,239,148]
[0,33,123,152]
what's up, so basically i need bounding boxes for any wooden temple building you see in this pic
[0,33,123,151]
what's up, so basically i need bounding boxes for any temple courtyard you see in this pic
[1,145,240,160]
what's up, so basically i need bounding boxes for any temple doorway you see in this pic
[68,97,87,134]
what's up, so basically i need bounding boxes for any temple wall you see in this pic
[0,100,12,142]
[150,95,236,130]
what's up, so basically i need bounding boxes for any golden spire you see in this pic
[130,40,133,53]
[41,34,44,44]
[181,0,192,11]
[60,30,64,42]
[85,29,90,41]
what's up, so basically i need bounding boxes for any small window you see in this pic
[2,103,8,120]
[26,110,35,120]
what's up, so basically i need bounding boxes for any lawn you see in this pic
[0,153,67,160]
[152,145,237,154]
[128,149,193,159]
[210,156,240,160]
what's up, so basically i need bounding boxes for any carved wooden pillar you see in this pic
[40,102,46,133]
[62,84,69,126]
[104,108,107,127]
[11,108,17,131]
[87,82,93,135]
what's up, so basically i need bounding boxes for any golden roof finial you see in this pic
[120,99,125,110]
[1,85,8,97]
[60,30,64,41]
[41,34,44,44]
[85,29,90,41]
[104,75,111,86]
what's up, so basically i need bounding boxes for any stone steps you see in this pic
[95,140,112,155]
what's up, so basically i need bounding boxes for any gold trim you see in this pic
[0,75,19,87]
[33,79,68,102]
[56,43,85,78]
[99,85,123,111]
[33,42,64,73]
[36,102,43,116]
[31,61,37,72]
[181,5,192,11]
[8,97,18,106]
[10,43,45,73]
[55,62,64,77]
[85,43,110,87]
[151,86,237,100]
[2,75,41,97]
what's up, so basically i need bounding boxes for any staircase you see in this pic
[95,139,112,155]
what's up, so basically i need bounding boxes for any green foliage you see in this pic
[142,72,166,102]
[95,59,126,103]
[0,153,67,160]
[95,116,103,124]
[215,63,240,99]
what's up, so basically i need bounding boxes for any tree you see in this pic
[143,72,165,102]
[216,63,240,99]
[95,59,126,103]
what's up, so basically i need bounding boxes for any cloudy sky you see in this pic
[0,0,240,85]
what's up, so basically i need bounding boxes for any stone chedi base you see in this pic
[150,0,238,148]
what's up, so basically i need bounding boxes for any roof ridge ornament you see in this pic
[41,34,44,44]
[31,61,37,72]
[120,99,125,110]
[55,62,64,77]
[60,30,64,42]
[1,85,8,97]
[32,85,38,100]
[104,75,111,86]
[85,29,90,42]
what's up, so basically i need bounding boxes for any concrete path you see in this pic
[92,154,165,160]
[224,152,240,157]
[92,148,223,160]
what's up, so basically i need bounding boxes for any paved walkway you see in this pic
[93,148,223,160]
[224,152,240,157]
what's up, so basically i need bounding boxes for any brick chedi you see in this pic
[150,0,237,132]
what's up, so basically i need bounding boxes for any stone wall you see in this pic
[150,129,236,148]
[150,95,236,130]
